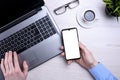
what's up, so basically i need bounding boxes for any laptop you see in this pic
[0,0,62,79]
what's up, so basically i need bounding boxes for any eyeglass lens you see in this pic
[54,6,67,15]
[68,0,79,9]
[54,0,79,15]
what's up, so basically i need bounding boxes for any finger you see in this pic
[60,52,65,56]
[4,52,9,73]
[1,59,6,76]
[13,52,20,71]
[76,59,88,69]
[60,46,64,50]
[76,59,82,64]
[23,61,28,77]
[76,59,83,66]
[79,42,89,55]
[8,51,14,71]
[67,60,73,64]
[79,42,86,50]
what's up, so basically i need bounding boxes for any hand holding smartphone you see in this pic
[62,28,80,60]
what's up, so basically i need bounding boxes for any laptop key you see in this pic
[33,28,39,36]
[30,23,36,29]
[17,47,27,53]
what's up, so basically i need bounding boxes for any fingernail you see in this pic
[9,51,12,52]
[67,62,71,65]
[14,51,17,54]
[24,61,28,64]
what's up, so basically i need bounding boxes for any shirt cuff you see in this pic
[88,63,118,80]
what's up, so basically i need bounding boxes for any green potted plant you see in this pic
[103,0,120,21]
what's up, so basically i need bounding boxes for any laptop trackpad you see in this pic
[19,50,39,70]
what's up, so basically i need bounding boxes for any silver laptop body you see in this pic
[0,0,62,79]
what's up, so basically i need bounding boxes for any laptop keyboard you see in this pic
[0,15,56,60]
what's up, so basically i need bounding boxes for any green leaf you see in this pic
[103,0,120,21]
[113,7,120,13]
[103,0,113,4]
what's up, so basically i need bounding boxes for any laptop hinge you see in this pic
[0,8,42,33]
[36,7,42,12]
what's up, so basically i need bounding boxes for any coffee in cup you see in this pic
[83,10,95,22]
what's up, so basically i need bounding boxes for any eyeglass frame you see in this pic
[54,0,79,15]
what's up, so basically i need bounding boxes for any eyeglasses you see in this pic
[54,0,79,15]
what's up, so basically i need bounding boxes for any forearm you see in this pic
[89,63,118,80]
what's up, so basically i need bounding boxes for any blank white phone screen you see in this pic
[62,29,80,60]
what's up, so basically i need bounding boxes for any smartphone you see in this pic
[62,28,80,60]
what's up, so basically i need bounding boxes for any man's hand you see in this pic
[1,51,28,80]
[61,42,98,69]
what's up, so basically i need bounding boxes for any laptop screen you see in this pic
[0,0,44,31]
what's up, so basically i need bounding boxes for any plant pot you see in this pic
[105,7,119,21]
[105,7,116,17]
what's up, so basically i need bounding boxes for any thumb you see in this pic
[23,61,28,77]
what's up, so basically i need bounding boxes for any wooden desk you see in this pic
[27,0,120,80]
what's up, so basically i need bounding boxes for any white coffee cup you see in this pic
[83,10,96,23]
